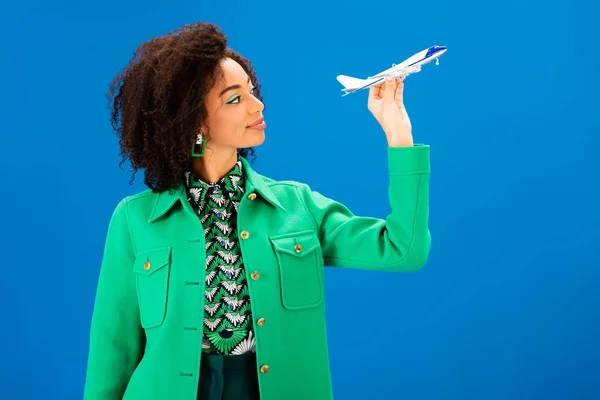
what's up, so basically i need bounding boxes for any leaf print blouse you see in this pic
[184,157,255,356]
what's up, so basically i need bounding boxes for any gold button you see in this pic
[240,230,249,240]
[294,244,302,253]
[247,193,257,200]
[251,271,260,280]
[143,261,151,271]
[260,365,269,374]
[257,318,265,326]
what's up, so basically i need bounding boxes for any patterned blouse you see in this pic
[184,157,255,356]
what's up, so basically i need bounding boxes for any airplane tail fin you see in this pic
[336,75,366,90]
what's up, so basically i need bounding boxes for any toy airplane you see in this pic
[336,45,448,96]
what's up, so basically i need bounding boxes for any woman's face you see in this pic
[201,58,266,151]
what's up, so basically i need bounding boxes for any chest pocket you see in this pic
[133,246,172,329]
[269,231,324,310]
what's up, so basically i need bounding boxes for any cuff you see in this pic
[387,144,430,175]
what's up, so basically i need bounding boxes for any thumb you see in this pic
[383,77,396,104]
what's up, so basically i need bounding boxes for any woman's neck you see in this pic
[191,148,238,184]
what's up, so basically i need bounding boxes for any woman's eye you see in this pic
[227,95,241,104]
[227,86,255,104]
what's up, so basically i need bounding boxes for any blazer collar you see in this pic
[148,156,286,223]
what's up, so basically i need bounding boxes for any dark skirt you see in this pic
[197,352,261,400]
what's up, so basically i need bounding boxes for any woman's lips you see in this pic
[247,117,266,130]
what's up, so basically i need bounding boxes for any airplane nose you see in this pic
[426,45,448,59]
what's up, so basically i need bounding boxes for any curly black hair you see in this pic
[106,21,262,193]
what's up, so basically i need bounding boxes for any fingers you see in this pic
[368,83,382,100]
[395,77,409,118]
[383,77,396,103]
[394,77,404,103]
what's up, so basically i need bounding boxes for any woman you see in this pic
[83,21,431,400]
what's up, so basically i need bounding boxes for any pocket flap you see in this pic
[133,246,172,276]
[269,231,320,257]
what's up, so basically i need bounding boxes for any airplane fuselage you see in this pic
[370,46,448,79]
[338,45,447,96]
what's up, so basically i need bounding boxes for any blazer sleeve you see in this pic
[299,144,431,271]
[83,198,145,399]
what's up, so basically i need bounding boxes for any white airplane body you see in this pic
[336,45,448,96]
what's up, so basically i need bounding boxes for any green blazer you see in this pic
[83,145,432,400]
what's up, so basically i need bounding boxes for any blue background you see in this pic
[1,0,598,398]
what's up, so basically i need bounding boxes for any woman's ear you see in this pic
[197,124,209,140]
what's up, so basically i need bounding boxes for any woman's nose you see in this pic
[252,95,264,112]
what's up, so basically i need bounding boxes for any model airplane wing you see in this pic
[368,65,421,80]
